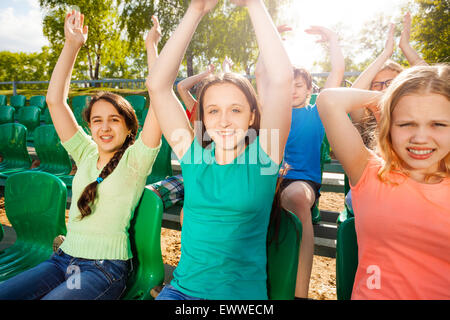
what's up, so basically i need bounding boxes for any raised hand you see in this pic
[222,57,233,72]
[277,24,292,41]
[399,12,411,49]
[383,23,395,58]
[305,26,338,43]
[189,0,218,15]
[145,15,162,49]
[64,10,88,48]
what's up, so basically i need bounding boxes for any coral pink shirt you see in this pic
[350,153,450,300]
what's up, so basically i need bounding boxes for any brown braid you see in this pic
[77,134,136,219]
[75,91,139,219]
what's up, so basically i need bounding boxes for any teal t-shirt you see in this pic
[171,136,280,300]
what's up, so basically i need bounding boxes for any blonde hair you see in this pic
[379,59,404,75]
[377,64,450,183]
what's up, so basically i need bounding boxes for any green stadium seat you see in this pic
[41,108,53,125]
[31,125,73,176]
[0,224,3,243]
[71,95,91,110]
[29,95,47,114]
[145,136,173,185]
[0,123,32,184]
[0,95,7,106]
[337,175,354,224]
[0,106,15,125]
[122,188,164,300]
[16,106,41,142]
[267,209,302,300]
[9,95,26,109]
[336,217,358,300]
[309,93,318,105]
[125,95,146,123]
[139,108,149,127]
[0,171,67,282]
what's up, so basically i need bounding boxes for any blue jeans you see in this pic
[156,284,205,300]
[0,249,130,300]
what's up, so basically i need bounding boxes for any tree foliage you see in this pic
[411,0,449,63]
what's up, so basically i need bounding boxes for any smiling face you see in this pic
[202,82,255,152]
[88,99,131,158]
[390,93,450,180]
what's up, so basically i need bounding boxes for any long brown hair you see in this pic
[77,92,139,219]
[377,64,450,183]
[194,72,262,148]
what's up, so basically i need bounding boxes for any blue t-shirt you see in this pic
[283,104,324,183]
[172,137,279,300]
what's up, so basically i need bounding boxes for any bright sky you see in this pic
[0,0,409,70]
[280,0,409,71]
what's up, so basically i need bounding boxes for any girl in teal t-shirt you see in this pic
[0,11,162,300]
[147,0,293,300]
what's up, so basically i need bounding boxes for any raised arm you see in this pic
[140,15,162,148]
[233,0,293,163]
[176,63,214,113]
[316,88,382,185]
[350,23,395,123]
[305,26,345,89]
[255,24,291,108]
[399,12,428,67]
[46,10,87,142]
[146,0,218,159]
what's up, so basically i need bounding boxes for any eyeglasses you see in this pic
[371,79,393,91]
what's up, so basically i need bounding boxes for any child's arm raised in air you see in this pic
[350,23,395,123]
[305,26,345,89]
[233,0,293,163]
[399,12,428,67]
[146,0,219,159]
[316,88,382,186]
[46,10,87,142]
[140,15,163,149]
[176,63,214,113]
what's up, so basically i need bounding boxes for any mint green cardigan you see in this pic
[60,128,160,260]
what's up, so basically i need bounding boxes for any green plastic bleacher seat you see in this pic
[122,188,165,300]
[145,136,173,185]
[336,217,358,300]
[0,95,6,106]
[71,95,91,110]
[16,106,41,142]
[309,93,318,105]
[337,175,354,224]
[29,95,47,114]
[0,106,15,125]
[10,95,26,117]
[41,108,53,125]
[0,123,32,184]
[0,171,67,282]
[267,209,302,300]
[125,95,146,122]
[139,108,149,127]
[72,96,91,134]
[31,125,73,176]
[9,95,26,108]
[0,224,3,243]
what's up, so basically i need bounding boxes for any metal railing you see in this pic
[0,72,361,95]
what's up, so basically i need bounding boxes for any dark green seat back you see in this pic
[71,95,91,110]
[145,136,173,185]
[29,95,46,110]
[0,106,15,124]
[0,123,31,171]
[309,93,318,105]
[32,125,72,176]
[125,95,146,119]
[123,189,164,300]
[267,209,302,300]
[0,95,6,106]
[41,108,53,125]
[16,106,41,140]
[10,95,26,108]
[336,217,358,300]
[0,171,67,281]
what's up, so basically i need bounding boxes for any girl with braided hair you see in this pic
[0,11,162,300]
